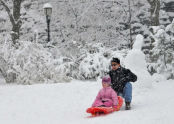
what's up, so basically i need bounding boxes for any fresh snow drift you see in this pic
[0,79,174,124]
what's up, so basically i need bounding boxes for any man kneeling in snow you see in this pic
[109,58,137,110]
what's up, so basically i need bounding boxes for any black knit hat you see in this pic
[111,58,120,64]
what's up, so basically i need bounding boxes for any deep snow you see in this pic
[0,78,174,124]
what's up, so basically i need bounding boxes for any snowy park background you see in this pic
[0,0,174,124]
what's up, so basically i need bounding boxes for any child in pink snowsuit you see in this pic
[92,76,118,108]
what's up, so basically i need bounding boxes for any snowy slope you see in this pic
[0,78,174,124]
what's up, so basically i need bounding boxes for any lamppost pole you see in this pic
[43,3,52,43]
[46,15,50,42]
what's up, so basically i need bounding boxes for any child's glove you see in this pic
[113,106,117,111]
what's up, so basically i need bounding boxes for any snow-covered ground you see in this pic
[0,78,174,124]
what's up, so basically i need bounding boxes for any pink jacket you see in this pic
[92,87,118,107]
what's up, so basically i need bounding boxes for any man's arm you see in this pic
[124,69,137,82]
[120,68,137,84]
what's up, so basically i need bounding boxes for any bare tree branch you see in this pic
[0,0,15,26]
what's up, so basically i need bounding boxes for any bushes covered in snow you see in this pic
[79,43,111,79]
[148,19,174,79]
[0,40,127,84]
[0,41,72,84]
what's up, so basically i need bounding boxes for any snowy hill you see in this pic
[0,78,174,124]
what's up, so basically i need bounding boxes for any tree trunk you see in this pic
[0,0,23,83]
[128,0,133,49]
[0,0,23,44]
[147,0,160,26]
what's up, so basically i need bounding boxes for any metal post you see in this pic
[43,3,52,43]
[46,15,50,42]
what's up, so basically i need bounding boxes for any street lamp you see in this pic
[43,3,52,43]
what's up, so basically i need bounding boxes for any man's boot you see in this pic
[125,102,131,110]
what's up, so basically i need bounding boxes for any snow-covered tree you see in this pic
[148,19,174,79]
[0,0,153,49]
[147,0,160,26]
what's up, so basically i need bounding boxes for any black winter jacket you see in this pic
[109,66,137,93]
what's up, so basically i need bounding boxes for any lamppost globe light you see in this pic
[43,3,52,17]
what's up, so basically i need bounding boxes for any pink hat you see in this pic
[102,76,111,84]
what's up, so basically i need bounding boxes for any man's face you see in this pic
[111,62,120,70]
